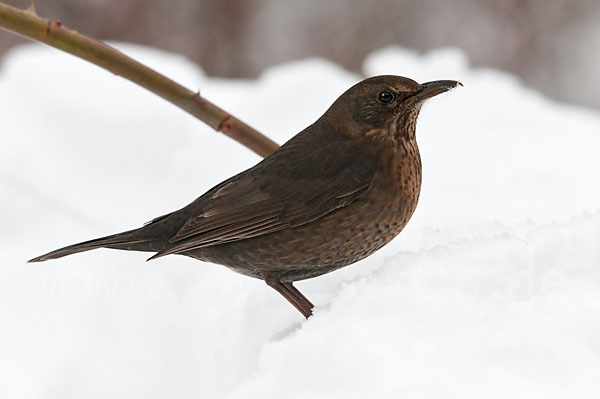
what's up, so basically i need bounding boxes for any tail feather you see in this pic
[28,229,153,263]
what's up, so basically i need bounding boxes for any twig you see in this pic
[0,2,279,157]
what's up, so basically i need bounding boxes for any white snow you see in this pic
[1,43,599,398]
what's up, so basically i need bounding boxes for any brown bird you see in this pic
[30,75,460,318]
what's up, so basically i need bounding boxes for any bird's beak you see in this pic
[410,80,462,102]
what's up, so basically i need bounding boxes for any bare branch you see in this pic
[0,2,279,157]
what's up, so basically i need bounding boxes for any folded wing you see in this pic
[149,130,376,259]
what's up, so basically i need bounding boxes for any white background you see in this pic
[1,44,599,398]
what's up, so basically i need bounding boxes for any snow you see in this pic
[1,43,600,398]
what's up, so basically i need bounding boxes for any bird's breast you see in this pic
[369,139,422,214]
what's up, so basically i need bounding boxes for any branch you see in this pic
[0,2,279,158]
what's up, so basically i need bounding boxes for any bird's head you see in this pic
[325,75,460,145]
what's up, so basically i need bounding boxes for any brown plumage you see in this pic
[30,76,460,318]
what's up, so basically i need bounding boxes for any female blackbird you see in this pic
[30,75,460,318]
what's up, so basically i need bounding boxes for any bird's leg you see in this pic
[265,280,314,318]
[282,282,314,308]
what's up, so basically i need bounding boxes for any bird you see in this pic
[30,75,460,318]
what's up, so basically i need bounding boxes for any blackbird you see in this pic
[30,75,460,318]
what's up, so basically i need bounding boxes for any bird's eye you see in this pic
[378,91,394,103]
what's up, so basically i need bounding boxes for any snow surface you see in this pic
[1,43,599,398]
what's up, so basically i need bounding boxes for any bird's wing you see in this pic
[149,133,377,259]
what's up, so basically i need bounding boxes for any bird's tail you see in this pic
[28,212,179,263]
[28,228,159,263]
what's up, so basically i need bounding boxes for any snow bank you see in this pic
[1,44,599,398]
